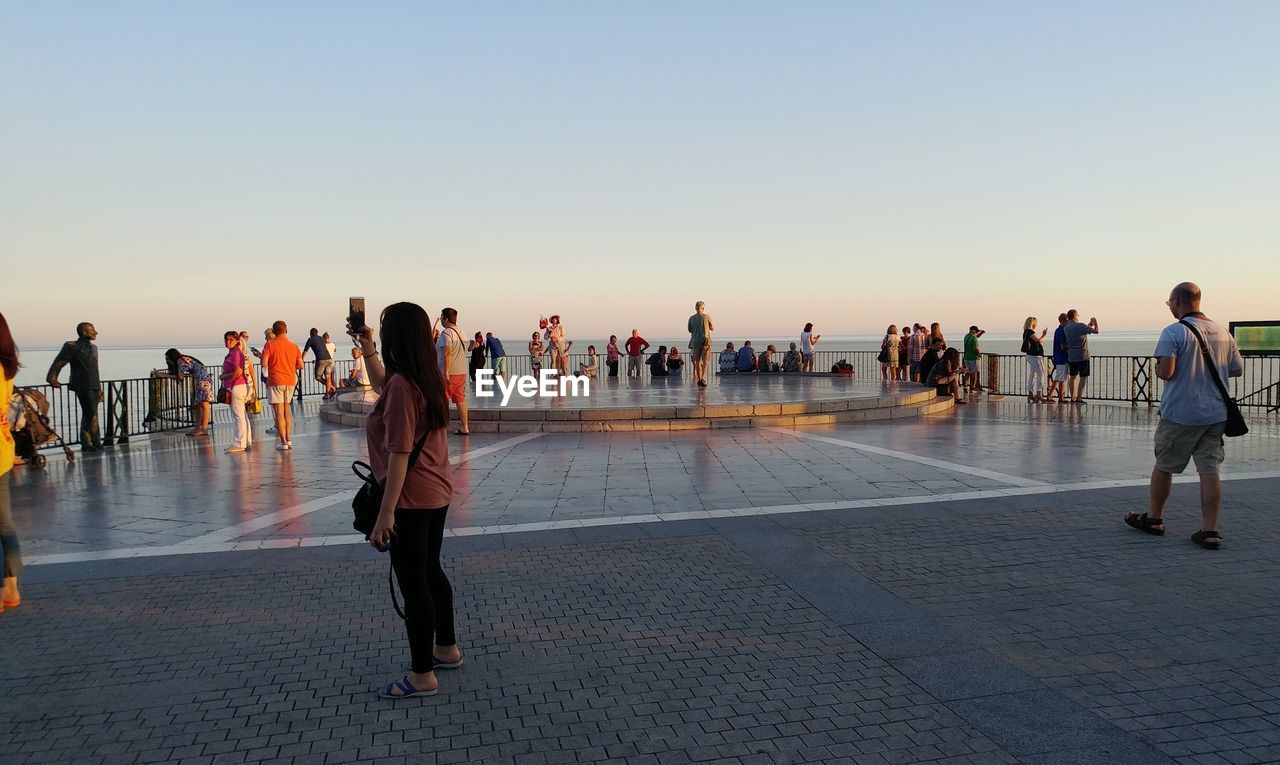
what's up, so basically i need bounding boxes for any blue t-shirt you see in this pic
[486,337,506,358]
[303,335,332,361]
[736,346,756,371]
[1051,327,1068,365]
[1154,316,1244,427]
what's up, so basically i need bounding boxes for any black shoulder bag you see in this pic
[351,428,429,620]
[1179,319,1248,438]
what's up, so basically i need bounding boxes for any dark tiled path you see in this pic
[3,399,1279,763]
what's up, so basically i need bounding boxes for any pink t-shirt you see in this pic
[365,374,452,510]
[222,349,247,387]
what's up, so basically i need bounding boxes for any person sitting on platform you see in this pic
[917,337,945,385]
[926,347,966,404]
[759,345,779,372]
[576,346,599,379]
[782,342,802,373]
[718,342,737,374]
[340,347,370,389]
[666,347,683,377]
[736,341,757,372]
[648,346,668,377]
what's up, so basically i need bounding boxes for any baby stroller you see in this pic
[8,388,75,468]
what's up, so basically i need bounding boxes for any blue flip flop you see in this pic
[433,655,464,670]
[378,675,438,699]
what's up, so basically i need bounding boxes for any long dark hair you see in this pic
[380,302,448,432]
[0,312,19,380]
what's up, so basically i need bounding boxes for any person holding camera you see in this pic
[962,326,986,394]
[352,302,463,699]
[800,323,822,372]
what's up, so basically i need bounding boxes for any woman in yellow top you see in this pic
[0,311,24,613]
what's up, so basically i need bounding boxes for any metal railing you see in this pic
[19,351,1279,450]
[20,359,357,449]
[980,354,1279,410]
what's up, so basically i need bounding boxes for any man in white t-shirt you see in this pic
[436,307,470,435]
[340,347,370,389]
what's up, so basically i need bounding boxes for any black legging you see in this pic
[390,507,456,673]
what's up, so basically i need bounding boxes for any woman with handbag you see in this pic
[352,302,462,699]
[1022,317,1048,404]
[880,325,900,381]
[219,331,250,453]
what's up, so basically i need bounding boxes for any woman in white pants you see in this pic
[1022,317,1048,403]
[220,331,251,452]
[238,331,256,450]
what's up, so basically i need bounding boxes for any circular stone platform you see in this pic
[320,375,954,432]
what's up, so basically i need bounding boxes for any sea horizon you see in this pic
[13,330,1167,388]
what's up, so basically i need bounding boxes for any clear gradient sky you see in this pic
[2,1,1277,348]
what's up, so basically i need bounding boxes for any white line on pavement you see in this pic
[26,470,1280,567]
[174,432,543,546]
[763,427,1048,487]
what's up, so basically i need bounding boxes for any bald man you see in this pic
[46,322,103,451]
[1125,282,1244,550]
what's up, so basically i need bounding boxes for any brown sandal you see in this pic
[1191,530,1221,550]
[1125,512,1165,535]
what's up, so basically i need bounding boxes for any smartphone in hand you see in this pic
[348,297,366,332]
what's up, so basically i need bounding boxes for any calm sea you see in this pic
[12,331,1164,388]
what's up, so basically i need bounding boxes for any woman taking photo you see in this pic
[800,323,821,372]
[220,331,250,453]
[0,312,24,614]
[1022,316,1048,404]
[353,302,462,699]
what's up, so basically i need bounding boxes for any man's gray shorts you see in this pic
[492,356,507,376]
[963,360,980,374]
[315,359,334,382]
[1154,419,1226,475]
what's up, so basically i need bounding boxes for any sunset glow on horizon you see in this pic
[3,2,1277,348]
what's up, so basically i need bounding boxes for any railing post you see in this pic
[118,383,130,443]
[986,355,1001,396]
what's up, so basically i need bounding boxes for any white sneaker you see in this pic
[225,446,246,454]
[284,441,293,450]
[276,442,289,451]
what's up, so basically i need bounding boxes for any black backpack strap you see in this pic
[1178,319,1234,407]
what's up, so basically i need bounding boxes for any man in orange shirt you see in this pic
[259,320,303,450]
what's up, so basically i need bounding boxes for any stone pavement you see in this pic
[2,399,1279,764]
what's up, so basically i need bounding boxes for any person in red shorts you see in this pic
[434,307,471,436]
